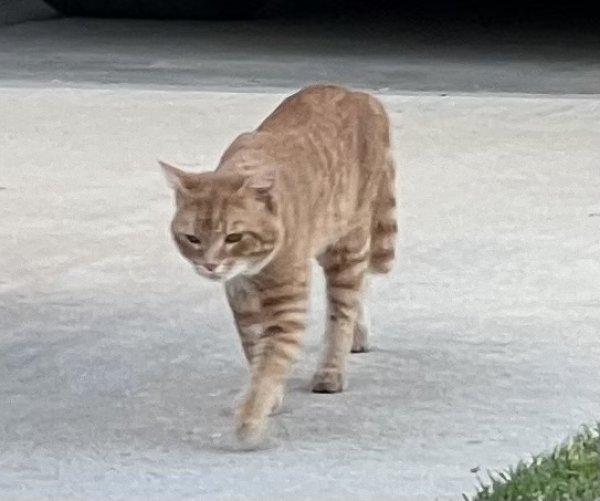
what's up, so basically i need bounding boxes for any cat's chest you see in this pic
[225,276,256,300]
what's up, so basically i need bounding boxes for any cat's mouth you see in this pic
[203,272,224,282]
[193,264,226,282]
[193,262,247,282]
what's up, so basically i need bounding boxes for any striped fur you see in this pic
[370,155,397,273]
[161,84,397,446]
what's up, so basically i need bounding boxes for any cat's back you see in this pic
[258,84,387,135]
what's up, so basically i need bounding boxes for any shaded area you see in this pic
[1,17,600,94]
[0,0,55,25]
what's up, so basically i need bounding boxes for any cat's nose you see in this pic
[202,262,219,272]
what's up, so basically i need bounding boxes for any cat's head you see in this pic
[160,161,283,282]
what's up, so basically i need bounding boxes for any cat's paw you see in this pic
[234,385,283,448]
[235,417,266,450]
[235,399,267,449]
[311,369,346,393]
[351,324,369,353]
[269,384,284,416]
[350,338,369,353]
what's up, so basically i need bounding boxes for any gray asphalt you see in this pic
[0,18,599,94]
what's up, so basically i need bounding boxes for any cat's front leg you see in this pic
[235,270,309,446]
[225,277,263,365]
[225,277,284,417]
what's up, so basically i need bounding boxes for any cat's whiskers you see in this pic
[193,259,252,282]
[193,263,224,281]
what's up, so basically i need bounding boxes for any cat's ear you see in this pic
[159,160,189,191]
[242,166,277,212]
[243,166,276,193]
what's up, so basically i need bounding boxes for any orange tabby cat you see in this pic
[161,84,396,446]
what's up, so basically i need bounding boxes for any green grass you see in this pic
[465,425,599,501]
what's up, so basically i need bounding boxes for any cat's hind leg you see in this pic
[351,300,370,353]
[351,154,396,353]
[313,226,370,393]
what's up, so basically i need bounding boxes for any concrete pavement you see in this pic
[1,88,599,500]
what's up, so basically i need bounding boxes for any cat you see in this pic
[160,84,397,446]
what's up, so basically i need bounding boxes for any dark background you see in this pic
[39,0,600,26]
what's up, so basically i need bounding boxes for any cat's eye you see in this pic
[224,233,243,244]
[184,234,200,244]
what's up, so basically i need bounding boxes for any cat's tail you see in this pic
[369,154,397,274]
